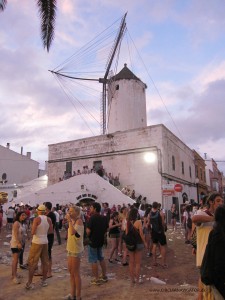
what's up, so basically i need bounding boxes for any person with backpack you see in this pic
[125,207,146,284]
[149,202,167,268]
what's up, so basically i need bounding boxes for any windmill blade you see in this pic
[101,12,127,134]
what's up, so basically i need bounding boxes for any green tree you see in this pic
[0,0,57,52]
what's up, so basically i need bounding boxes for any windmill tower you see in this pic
[107,64,147,133]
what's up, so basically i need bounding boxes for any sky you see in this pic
[1,0,225,174]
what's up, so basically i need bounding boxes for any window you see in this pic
[93,160,102,171]
[181,161,184,175]
[172,156,175,171]
[116,84,119,90]
[200,168,203,180]
[189,166,192,178]
[66,161,72,174]
[195,166,198,178]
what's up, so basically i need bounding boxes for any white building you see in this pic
[47,64,197,211]
[0,143,39,185]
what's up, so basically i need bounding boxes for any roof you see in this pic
[111,63,141,82]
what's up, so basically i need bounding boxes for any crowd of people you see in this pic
[58,165,121,189]
[169,192,225,299]
[0,191,224,299]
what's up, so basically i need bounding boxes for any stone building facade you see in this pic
[48,124,197,205]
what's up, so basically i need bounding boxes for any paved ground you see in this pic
[0,225,199,299]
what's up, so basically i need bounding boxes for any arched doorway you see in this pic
[76,193,98,206]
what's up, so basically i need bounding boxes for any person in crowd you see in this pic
[44,202,56,278]
[6,206,15,230]
[143,206,152,257]
[183,204,193,244]
[192,192,223,300]
[149,202,167,268]
[58,207,64,230]
[126,207,146,284]
[202,204,225,299]
[113,174,120,188]
[19,215,29,269]
[64,205,84,300]
[170,204,178,231]
[108,211,121,263]
[10,212,27,284]
[0,205,3,234]
[29,206,37,226]
[86,202,108,285]
[101,202,111,224]
[25,204,53,290]
[118,207,129,266]
[53,207,62,245]
[138,204,145,220]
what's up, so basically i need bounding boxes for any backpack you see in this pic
[123,224,137,252]
[187,213,192,229]
[150,211,163,234]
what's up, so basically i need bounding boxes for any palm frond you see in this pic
[37,0,57,52]
[0,0,7,11]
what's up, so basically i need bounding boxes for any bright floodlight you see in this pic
[144,152,157,163]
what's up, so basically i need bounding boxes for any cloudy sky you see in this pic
[1,0,225,173]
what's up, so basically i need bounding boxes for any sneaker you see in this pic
[118,253,122,257]
[62,294,75,300]
[20,264,28,270]
[90,278,102,285]
[138,278,144,284]
[122,262,129,266]
[157,254,162,259]
[99,275,108,283]
[40,280,48,287]
[12,277,21,284]
[108,259,113,263]
[146,252,153,257]
[25,282,35,290]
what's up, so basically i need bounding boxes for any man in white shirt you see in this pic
[53,207,61,245]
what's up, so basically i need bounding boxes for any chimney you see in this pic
[26,152,31,159]
[6,143,10,149]
[21,146,23,155]
[204,153,207,159]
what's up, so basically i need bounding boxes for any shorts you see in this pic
[151,231,167,246]
[67,251,83,258]
[48,234,54,260]
[109,233,120,238]
[7,218,13,224]
[11,248,21,254]
[136,243,144,251]
[143,228,151,235]
[28,243,49,268]
[88,246,104,263]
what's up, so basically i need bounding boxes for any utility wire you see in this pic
[127,29,184,142]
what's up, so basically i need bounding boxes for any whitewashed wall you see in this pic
[107,79,147,133]
[0,146,39,185]
[48,125,197,204]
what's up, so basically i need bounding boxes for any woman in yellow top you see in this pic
[64,205,84,300]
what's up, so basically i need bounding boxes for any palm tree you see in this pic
[0,0,57,52]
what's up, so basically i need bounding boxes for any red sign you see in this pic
[162,190,174,196]
[174,183,183,192]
